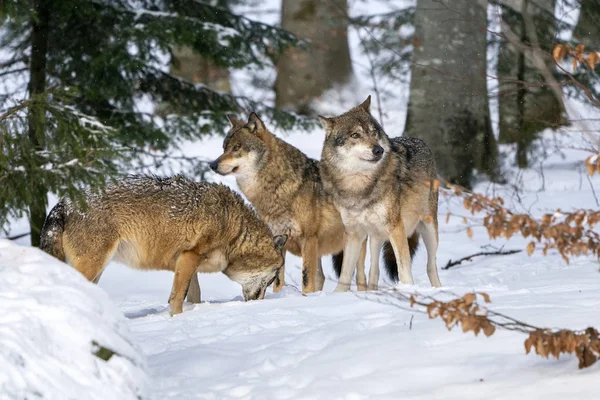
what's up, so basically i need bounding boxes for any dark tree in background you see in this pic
[0,0,304,243]
[573,0,600,48]
[405,0,498,188]
[275,0,353,114]
[497,0,565,168]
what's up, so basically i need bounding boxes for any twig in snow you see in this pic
[442,249,523,270]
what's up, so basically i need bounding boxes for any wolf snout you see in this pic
[372,145,384,157]
[209,159,219,172]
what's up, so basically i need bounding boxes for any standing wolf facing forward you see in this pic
[210,113,367,293]
[40,175,287,315]
[319,96,442,291]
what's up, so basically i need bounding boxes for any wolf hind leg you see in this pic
[389,222,414,285]
[64,235,118,282]
[169,251,201,316]
[417,218,442,287]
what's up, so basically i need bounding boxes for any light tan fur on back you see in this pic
[210,113,367,293]
[319,96,442,290]
[40,176,287,315]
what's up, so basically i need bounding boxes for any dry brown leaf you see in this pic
[527,242,535,256]
[466,227,473,238]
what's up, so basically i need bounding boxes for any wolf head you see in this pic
[210,113,271,179]
[224,233,288,301]
[319,96,390,172]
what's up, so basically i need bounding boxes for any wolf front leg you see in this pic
[334,232,365,292]
[186,272,201,303]
[367,235,386,290]
[316,257,325,291]
[273,249,287,293]
[169,251,201,315]
[355,238,368,291]
[301,236,319,293]
[389,223,415,285]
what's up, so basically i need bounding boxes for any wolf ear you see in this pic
[227,114,245,128]
[273,234,288,252]
[318,115,335,134]
[358,95,371,113]
[246,112,266,133]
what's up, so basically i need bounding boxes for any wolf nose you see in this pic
[372,145,384,156]
[209,160,219,172]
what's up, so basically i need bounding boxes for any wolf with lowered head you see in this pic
[40,175,287,315]
[319,96,442,291]
[210,113,367,293]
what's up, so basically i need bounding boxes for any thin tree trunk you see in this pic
[498,0,564,168]
[573,0,600,50]
[275,0,353,114]
[27,0,50,247]
[405,0,497,188]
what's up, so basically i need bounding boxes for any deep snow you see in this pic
[0,240,147,400]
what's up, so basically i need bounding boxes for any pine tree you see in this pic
[0,0,307,244]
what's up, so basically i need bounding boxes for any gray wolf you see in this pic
[209,113,367,293]
[319,96,441,291]
[40,175,287,315]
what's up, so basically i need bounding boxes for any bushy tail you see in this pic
[331,251,344,278]
[39,201,67,262]
[382,233,419,282]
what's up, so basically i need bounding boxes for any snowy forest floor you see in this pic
[4,127,600,399]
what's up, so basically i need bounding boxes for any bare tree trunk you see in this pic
[275,0,353,114]
[498,0,564,168]
[405,0,497,188]
[27,0,51,247]
[573,0,600,50]
[171,46,230,93]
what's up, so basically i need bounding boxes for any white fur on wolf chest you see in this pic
[339,202,390,237]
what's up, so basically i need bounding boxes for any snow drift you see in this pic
[0,239,147,400]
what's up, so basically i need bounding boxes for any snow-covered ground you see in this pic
[5,126,599,399]
[0,240,147,400]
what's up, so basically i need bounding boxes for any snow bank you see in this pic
[0,239,147,400]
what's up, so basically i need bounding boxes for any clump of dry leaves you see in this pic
[553,44,600,71]
[377,290,600,369]
[525,328,600,369]
[413,292,496,337]
[443,184,600,262]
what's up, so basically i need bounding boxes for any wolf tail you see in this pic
[40,201,67,262]
[331,251,344,278]
[382,233,419,283]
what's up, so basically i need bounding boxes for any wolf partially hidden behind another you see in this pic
[39,175,287,315]
[319,96,442,291]
[209,113,368,293]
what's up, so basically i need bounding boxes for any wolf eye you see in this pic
[232,144,241,151]
[351,132,361,139]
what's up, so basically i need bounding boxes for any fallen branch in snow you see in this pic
[6,232,30,240]
[442,248,523,270]
[370,290,600,369]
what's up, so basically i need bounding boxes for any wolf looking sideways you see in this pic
[39,175,287,315]
[319,96,442,291]
[210,113,371,293]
